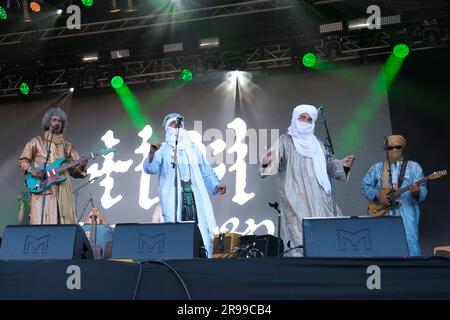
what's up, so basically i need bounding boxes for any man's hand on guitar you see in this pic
[375,191,390,206]
[30,168,44,179]
[408,182,420,197]
[79,156,88,168]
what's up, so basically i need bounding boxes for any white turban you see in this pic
[287,104,331,194]
[163,113,191,149]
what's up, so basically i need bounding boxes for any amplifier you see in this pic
[212,232,241,258]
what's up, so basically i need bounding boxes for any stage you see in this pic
[1,257,450,299]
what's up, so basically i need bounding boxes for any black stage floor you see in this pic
[1,257,450,299]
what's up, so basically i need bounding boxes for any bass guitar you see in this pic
[25,148,115,194]
[368,170,447,217]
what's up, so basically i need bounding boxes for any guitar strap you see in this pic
[397,159,408,189]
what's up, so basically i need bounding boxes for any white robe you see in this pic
[144,142,220,258]
[260,134,348,256]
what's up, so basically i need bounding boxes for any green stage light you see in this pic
[302,52,317,68]
[393,43,410,59]
[181,69,193,82]
[19,82,30,95]
[0,6,7,20]
[81,0,94,7]
[111,75,124,89]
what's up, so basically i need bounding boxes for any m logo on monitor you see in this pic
[23,235,50,254]
[337,228,372,251]
[137,233,165,254]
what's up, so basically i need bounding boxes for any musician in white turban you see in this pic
[260,104,355,256]
[143,113,226,258]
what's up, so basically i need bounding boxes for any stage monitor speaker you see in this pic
[303,216,409,257]
[0,225,93,260]
[212,232,241,258]
[239,234,284,257]
[111,222,204,260]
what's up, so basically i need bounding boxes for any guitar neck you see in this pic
[57,153,96,173]
[395,177,427,196]
[58,159,82,173]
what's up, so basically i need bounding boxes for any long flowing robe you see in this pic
[18,133,86,224]
[259,134,348,256]
[361,160,427,256]
[143,142,220,258]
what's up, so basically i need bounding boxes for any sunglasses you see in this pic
[387,145,402,150]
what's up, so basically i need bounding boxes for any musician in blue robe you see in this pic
[143,113,226,258]
[361,135,427,256]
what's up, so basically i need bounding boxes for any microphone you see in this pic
[317,106,324,114]
[52,124,60,131]
[219,233,225,253]
[269,202,279,209]
[176,117,183,125]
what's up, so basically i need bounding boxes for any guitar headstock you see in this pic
[429,170,447,180]
[89,208,99,221]
[92,148,116,158]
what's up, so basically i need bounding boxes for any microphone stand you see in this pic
[319,107,338,217]
[269,202,282,257]
[40,127,56,224]
[171,122,181,224]
[74,177,97,222]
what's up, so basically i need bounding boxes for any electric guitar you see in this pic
[88,207,103,260]
[368,170,447,217]
[25,148,115,194]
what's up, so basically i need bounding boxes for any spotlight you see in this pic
[393,43,410,58]
[111,75,124,89]
[30,1,40,13]
[127,0,137,12]
[19,82,30,95]
[181,69,193,82]
[81,52,99,63]
[199,37,220,49]
[56,9,63,15]
[69,87,74,92]
[0,6,7,20]
[81,0,93,7]
[110,0,121,13]
[302,52,317,68]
